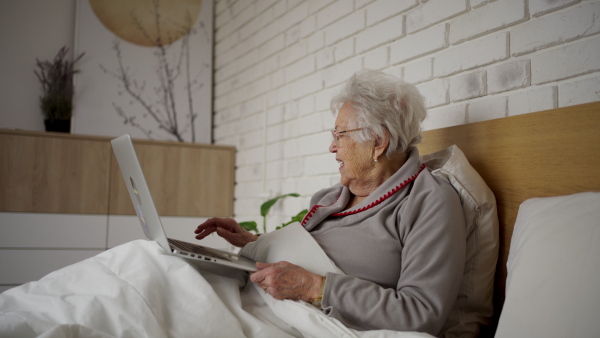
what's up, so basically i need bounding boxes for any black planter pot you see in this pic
[44,119,71,133]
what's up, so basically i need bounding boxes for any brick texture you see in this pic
[488,60,530,94]
[449,0,526,44]
[449,71,487,102]
[390,23,447,64]
[213,0,600,228]
[511,2,600,56]
[406,0,467,34]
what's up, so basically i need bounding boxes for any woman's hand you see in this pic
[194,217,258,248]
[250,261,323,302]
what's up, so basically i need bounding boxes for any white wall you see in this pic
[212,0,600,231]
[0,0,77,131]
[0,0,79,292]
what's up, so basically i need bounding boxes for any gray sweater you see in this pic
[303,148,466,336]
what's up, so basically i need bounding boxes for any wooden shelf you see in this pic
[0,130,235,217]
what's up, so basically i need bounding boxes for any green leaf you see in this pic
[293,209,308,221]
[260,193,300,217]
[280,209,309,228]
[239,221,258,233]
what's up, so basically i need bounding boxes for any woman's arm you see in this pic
[321,178,466,335]
[194,217,259,248]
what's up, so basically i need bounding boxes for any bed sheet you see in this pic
[0,223,434,338]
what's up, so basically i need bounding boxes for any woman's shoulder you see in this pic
[410,168,462,206]
[398,168,465,235]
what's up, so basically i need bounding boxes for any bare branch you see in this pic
[102,0,204,142]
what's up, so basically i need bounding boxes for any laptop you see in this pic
[111,134,257,272]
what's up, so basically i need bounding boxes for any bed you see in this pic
[418,101,600,337]
[1,102,599,337]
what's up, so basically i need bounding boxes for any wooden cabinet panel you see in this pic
[0,130,235,217]
[0,131,110,214]
[109,140,235,217]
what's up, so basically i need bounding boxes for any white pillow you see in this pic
[420,145,499,338]
[495,192,600,338]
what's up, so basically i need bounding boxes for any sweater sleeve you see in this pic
[321,175,466,336]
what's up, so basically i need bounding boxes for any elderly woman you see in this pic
[195,70,466,336]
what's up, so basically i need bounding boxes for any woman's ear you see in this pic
[373,128,390,160]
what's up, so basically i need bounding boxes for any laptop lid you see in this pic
[110,134,171,252]
[110,134,258,272]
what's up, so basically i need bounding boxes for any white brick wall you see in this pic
[213,0,600,231]
[449,0,526,44]
[406,0,467,34]
[449,71,487,102]
[390,23,447,64]
[511,2,600,56]
[488,60,530,94]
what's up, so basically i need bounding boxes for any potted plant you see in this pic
[239,193,308,234]
[34,47,84,133]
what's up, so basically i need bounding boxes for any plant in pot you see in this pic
[239,193,308,234]
[34,47,84,133]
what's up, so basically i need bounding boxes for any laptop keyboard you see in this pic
[168,238,232,261]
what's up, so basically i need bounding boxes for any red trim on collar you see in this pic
[301,163,426,226]
[301,195,341,227]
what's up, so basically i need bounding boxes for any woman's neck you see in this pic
[346,151,408,209]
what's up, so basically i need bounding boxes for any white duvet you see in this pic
[0,223,433,338]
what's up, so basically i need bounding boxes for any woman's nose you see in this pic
[329,140,337,153]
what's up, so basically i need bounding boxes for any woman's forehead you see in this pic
[335,103,357,128]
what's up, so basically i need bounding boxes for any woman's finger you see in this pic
[194,218,218,234]
[255,262,275,270]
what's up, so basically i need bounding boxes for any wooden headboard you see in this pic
[417,101,600,334]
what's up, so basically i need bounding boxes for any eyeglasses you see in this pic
[331,128,364,147]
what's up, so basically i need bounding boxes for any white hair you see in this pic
[330,69,427,158]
